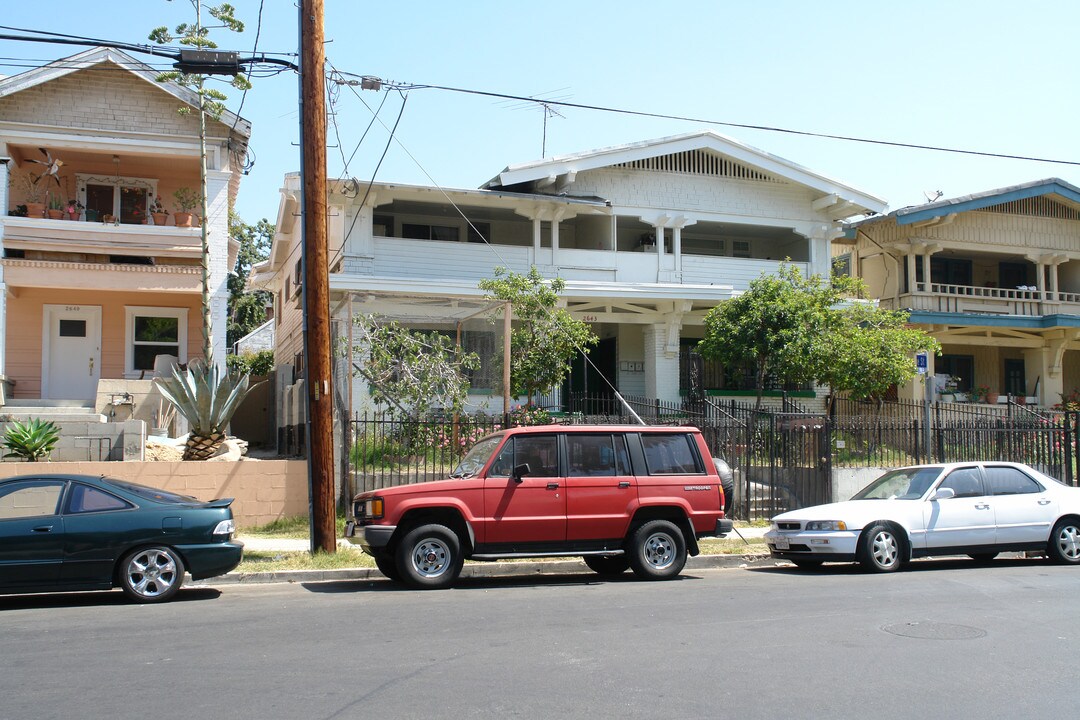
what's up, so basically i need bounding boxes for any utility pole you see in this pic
[299,0,336,554]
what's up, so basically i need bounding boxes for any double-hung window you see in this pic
[125,307,188,377]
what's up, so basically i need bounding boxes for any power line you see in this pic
[333,71,1080,168]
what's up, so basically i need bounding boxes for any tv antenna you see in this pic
[498,88,571,157]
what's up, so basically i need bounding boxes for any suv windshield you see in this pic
[451,435,503,478]
[851,467,944,500]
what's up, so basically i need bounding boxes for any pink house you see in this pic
[0,47,249,423]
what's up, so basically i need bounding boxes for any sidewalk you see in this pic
[197,526,774,586]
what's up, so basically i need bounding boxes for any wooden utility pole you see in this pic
[299,0,336,554]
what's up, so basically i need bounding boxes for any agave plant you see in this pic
[2,418,60,462]
[153,358,259,461]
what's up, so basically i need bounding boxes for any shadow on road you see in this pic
[0,587,222,610]
[302,571,703,594]
[750,555,1050,576]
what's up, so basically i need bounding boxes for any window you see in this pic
[373,214,394,237]
[124,307,188,376]
[567,434,630,476]
[67,484,131,513]
[833,254,852,278]
[402,223,460,242]
[986,467,1043,495]
[641,433,701,475]
[488,435,559,477]
[467,222,491,244]
[938,468,985,498]
[0,480,64,519]
[58,319,86,338]
[938,355,974,392]
[732,240,751,258]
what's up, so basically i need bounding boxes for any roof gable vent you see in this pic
[612,149,781,183]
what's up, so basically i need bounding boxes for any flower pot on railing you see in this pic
[174,212,196,228]
[46,209,64,220]
[84,208,99,222]
[986,392,999,405]
[25,202,45,218]
[151,212,169,226]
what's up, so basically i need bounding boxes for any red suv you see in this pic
[345,425,734,589]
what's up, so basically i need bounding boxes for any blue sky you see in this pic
[2,1,1078,225]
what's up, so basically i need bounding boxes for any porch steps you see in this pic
[1,399,107,423]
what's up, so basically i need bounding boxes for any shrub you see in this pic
[2,418,60,461]
[227,349,274,376]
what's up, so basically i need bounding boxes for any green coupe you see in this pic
[0,474,243,603]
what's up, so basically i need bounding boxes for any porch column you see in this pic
[907,252,917,294]
[672,226,682,272]
[1023,344,1063,406]
[532,217,541,255]
[643,323,681,404]
[921,253,931,292]
[206,169,231,369]
[0,155,9,383]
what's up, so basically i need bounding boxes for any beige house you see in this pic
[0,47,248,431]
[836,178,1080,406]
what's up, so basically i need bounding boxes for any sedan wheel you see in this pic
[119,546,184,603]
[1047,519,1080,564]
[859,524,902,573]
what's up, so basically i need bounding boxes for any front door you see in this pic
[923,466,996,549]
[482,434,566,545]
[42,305,101,401]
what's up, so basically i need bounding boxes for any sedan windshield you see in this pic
[851,467,944,500]
[450,435,503,478]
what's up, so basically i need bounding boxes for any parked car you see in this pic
[765,462,1080,572]
[0,474,243,602]
[346,425,734,589]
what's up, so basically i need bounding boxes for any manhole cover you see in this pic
[882,621,987,640]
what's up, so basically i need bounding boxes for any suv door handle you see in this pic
[32,525,54,533]
[547,482,559,490]
[618,481,631,488]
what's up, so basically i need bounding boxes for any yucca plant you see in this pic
[154,358,259,461]
[2,418,60,462]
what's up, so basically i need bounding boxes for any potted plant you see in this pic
[172,187,201,227]
[11,169,46,218]
[149,197,169,226]
[936,375,959,403]
[46,193,65,220]
[969,385,990,404]
[64,198,83,221]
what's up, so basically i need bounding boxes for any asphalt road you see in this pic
[2,558,1078,720]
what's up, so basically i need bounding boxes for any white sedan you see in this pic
[764,462,1080,572]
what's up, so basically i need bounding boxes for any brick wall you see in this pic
[0,459,309,528]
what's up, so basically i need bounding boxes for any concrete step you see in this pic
[2,400,106,423]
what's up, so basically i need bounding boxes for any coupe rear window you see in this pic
[102,478,199,504]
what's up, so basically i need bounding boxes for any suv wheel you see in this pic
[584,555,630,576]
[628,520,686,580]
[396,524,464,589]
[374,553,401,581]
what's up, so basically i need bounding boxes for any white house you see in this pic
[255,130,884,441]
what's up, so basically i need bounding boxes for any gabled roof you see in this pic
[847,178,1080,231]
[0,46,250,138]
[483,130,886,215]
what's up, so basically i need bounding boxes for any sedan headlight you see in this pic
[212,519,235,539]
[804,520,847,531]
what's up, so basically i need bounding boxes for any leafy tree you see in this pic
[226,349,274,377]
[227,213,273,348]
[699,263,937,413]
[478,267,598,405]
[818,300,940,411]
[351,316,480,417]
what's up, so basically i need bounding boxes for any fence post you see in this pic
[934,401,944,462]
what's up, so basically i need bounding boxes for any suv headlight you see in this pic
[804,520,847,531]
[355,497,384,520]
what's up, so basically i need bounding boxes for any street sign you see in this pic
[915,352,928,375]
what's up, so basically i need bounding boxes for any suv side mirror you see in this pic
[931,487,956,501]
[512,463,531,483]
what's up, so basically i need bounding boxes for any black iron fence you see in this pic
[346,401,1080,521]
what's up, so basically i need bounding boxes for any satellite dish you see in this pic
[923,189,943,203]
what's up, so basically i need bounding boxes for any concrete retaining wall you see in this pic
[0,460,309,528]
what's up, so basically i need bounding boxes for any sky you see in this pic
[2,1,1078,225]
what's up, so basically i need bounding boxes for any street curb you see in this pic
[191,553,777,586]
